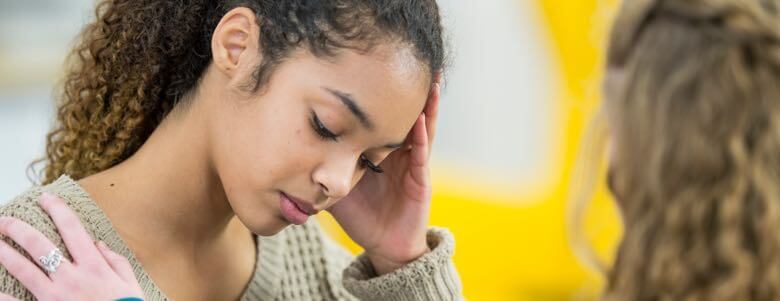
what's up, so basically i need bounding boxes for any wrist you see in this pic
[366,242,430,275]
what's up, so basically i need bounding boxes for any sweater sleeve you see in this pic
[338,227,463,301]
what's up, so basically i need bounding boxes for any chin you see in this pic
[223,188,289,236]
[233,209,290,236]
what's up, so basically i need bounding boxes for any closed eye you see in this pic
[310,111,339,141]
[360,154,384,173]
[310,110,382,173]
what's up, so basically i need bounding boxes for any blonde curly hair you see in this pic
[596,0,780,299]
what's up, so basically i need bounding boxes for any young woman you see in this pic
[591,0,780,299]
[0,0,461,300]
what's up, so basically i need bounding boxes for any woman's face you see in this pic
[202,11,431,235]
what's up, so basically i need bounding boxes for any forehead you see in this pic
[301,44,431,133]
[324,45,429,102]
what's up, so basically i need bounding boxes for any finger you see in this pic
[0,217,73,274]
[0,293,20,301]
[0,240,50,295]
[410,114,429,169]
[408,114,431,190]
[96,241,136,284]
[37,193,101,264]
[424,82,440,154]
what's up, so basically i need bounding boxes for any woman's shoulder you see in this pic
[0,175,106,244]
[1,180,59,235]
[0,176,91,300]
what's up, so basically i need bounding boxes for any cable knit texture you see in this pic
[0,175,463,300]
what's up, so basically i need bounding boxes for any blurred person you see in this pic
[0,0,462,300]
[573,0,780,299]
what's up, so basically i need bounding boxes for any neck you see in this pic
[80,99,243,252]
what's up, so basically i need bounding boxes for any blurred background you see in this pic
[0,1,622,300]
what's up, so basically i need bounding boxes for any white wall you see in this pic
[436,1,555,188]
[0,0,93,201]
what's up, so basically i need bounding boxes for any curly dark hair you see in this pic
[36,0,446,183]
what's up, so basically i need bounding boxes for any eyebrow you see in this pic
[322,87,405,149]
[322,87,374,130]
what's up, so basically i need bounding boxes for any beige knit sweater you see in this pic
[0,176,462,300]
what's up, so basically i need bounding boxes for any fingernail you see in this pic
[96,241,107,249]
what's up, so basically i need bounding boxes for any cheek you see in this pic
[231,113,325,187]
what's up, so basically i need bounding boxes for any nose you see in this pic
[312,154,359,201]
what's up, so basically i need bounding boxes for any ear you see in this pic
[211,7,260,78]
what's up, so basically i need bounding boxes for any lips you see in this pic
[279,192,319,225]
[283,193,318,215]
